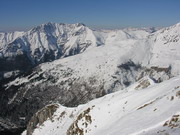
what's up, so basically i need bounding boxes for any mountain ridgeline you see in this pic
[0,23,102,74]
[0,22,180,135]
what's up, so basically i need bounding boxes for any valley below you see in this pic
[0,22,180,135]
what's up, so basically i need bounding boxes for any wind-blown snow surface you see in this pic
[23,75,180,135]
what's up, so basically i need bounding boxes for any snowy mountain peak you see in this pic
[0,22,180,77]
[29,22,86,34]
[30,22,57,33]
[0,22,99,73]
[0,22,180,134]
[173,22,180,27]
[157,22,180,35]
[75,22,86,27]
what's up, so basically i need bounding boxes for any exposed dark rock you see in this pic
[0,67,105,134]
[0,52,33,72]
[26,104,59,135]
[0,117,25,135]
[0,60,173,134]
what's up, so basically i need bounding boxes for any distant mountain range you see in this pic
[0,22,180,135]
[0,22,160,77]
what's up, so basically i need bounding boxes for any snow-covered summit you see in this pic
[0,22,161,65]
[0,22,105,74]
[0,22,180,134]
[0,22,158,75]
[0,22,100,63]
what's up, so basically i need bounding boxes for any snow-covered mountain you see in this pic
[22,75,180,135]
[0,31,24,49]
[0,22,154,81]
[0,22,180,134]
[0,22,105,79]
[0,23,103,69]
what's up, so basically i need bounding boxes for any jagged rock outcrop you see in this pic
[26,104,59,135]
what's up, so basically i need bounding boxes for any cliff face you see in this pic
[26,104,59,135]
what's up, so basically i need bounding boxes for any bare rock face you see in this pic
[26,104,59,135]
[67,106,94,135]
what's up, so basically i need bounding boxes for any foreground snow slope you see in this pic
[24,75,180,135]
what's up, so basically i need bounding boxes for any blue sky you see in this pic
[0,0,180,31]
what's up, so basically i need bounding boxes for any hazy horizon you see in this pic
[0,0,180,32]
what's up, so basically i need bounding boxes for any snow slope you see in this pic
[0,22,180,134]
[6,22,180,94]
[23,75,180,135]
[148,23,180,74]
